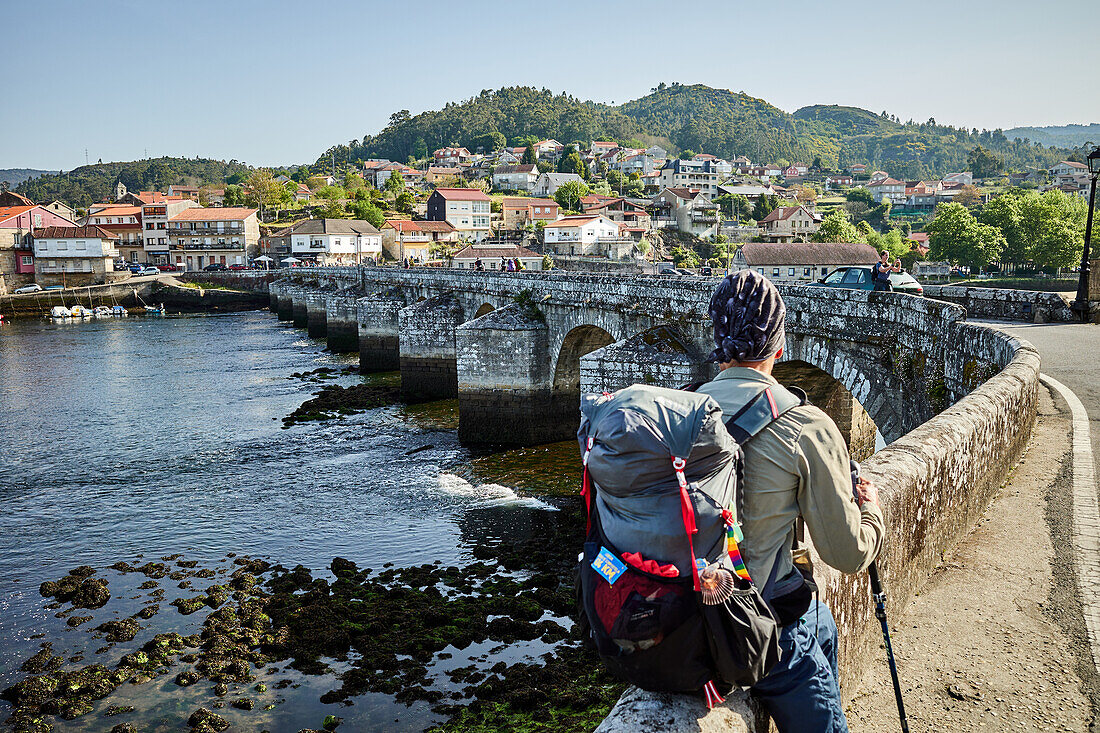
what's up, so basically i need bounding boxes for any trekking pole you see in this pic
[851,461,909,733]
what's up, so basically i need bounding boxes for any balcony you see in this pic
[170,227,244,236]
[170,243,245,251]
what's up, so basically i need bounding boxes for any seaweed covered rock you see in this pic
[96,618,140,643]
[187,708,229,732]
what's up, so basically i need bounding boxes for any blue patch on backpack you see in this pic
[592,547,627,585]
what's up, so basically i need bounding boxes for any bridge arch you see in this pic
[553,325,615,394]
[473,302,495,319]
[772,359,879,461]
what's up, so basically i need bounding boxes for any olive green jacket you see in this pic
[696,367,885,589]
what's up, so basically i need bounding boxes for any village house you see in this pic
[285,218,382,266]
[44,201,76,222]
[659,158,722,195]
[651,188,719,238]
[732,242,879,284]
[451,243,543,270]
[142,197,200,265]
[502,197,560,230]
[943,172,973,186]
[758,205,822,242]
[848,163,868,175]
[167,184,200,201]
[434,147,472,166]
[825,174,854,190]
[1049,160,1087,178]
[31,225,121,286]
[533,172,584,198]
[86,204,144,264]
[426,188,491,241]
[581,196,651,229]
[380,220,459,262]
[293,183,312,202]
[866,177,907,205]
[425,166,463,184]
[647,145,669,159]
[590,141,618,157]
[0,204,77,292]
[491,164,539,193]
[533,139,564,159]
[167,207,259,271]
[542,214,624,256]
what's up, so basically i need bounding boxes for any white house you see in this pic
[31,225,119,285]
[288,218,382,265]
[943,172,973,186]
[865,177,907,205]
[542,214,624,256]
[426,188,492,241]
[451,243,543,270]
[533,139,564,159]
[534,172,584,197]
[492,164,539,192]
[732,242,879,284]
[758,205,822,242]
[651,188,720,237]
[1049,161,1087,178]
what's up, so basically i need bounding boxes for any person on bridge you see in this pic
[872,250,901,292]
[694,270,885,733]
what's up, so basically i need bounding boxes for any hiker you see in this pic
[872,250,900,292]
[695,270,885,733]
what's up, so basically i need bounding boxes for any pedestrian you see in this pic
[872,250,900,292]
[474,257,483,272]
[694,270,885,733]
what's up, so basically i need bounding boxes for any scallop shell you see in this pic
[699,562,736,606]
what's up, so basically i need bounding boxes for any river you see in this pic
[0,312,580,731]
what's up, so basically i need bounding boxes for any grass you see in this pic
[178,281,238,291]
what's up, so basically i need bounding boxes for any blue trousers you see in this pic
[752,599,848,733]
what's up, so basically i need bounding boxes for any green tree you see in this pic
[542,254,553,270]
[979,193,1026,266]
[811,209,864,243]
[926,202,1005,270]
[344,172,365,193]
[223,184,244,206]
[521,145,537,165]
[349,200,385,228]
[966,145,1004,179]
[558,152,588,179]
[554,179,591,211]
[316,185,345,204]
[846,187,874,205]
[384,171,405,197]
[752,195,777,220]
[536,160,553,174]
[245,169,288,213]
[671,245,701,268]
[1017,189,1086,269]
[395,191,415,214]
[412,138,429,160]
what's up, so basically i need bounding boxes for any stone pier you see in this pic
[291,291,308,328]
[275,286,295,321]
[398,295,464,399]
[455,304,576,445]
[357,290,405,372]
[305,292,329,339]
[325,293,360,353]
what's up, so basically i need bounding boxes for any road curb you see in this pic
[1041,372,1100,677]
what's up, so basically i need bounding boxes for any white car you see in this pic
[139,267,161,276]
[13,284,43,294]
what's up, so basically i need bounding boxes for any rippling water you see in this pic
[0,312,573,730]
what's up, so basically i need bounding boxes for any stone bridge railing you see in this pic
[265,267,1041,731]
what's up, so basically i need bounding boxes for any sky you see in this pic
[3,0,1098,171]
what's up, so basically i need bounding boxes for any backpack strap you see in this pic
[580,435,595,535]
[671,455,702,592]
[723,383,804,444]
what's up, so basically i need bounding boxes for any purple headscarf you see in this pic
[706,270,786,364]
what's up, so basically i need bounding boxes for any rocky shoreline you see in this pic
[2,501,623,733]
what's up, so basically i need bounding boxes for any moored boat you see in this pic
[69,305,92,318]
[111,305,127,316]
[93,306,113,317]
[50,306,71,318]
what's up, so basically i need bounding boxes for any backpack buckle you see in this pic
[582,436,594,466]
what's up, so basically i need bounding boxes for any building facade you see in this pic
[286,218,383,265]
[426,188,491,241]
[142,198,200,264]
[167,207,259,270]
[31,225,120,286]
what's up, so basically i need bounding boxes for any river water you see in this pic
[0,312,576,731]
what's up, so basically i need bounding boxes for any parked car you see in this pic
[810,266,923,295]
[700,267,713,276]
[203,263,227,272]
[227,264,247,271]
[128,264,144,273]
[156,264,179,272]
[44,285,65,291]
[13,284,42,294]
[138,267,161,276]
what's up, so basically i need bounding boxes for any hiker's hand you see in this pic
[854,477,878,507]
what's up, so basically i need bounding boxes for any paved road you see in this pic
[990,320,1100,474]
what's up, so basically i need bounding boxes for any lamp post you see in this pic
[1072,146,1100,322]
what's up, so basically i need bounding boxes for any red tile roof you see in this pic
[0,205,37,223]
[34,225,117,240]
[384,219,423,232]
[432,188,490,201]
[758,205,818,224]
[416,221,457,233]
[170,207,257,221]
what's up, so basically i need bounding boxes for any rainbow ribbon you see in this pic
[725,521,752,582]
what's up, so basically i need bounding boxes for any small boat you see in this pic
[93,306,113,317]
[50,306,71,318]
[69,305,91,318]
[144,305,166,315]
[111,305,127,316]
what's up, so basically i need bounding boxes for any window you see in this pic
[76,240,87,251]
[823,269,845,284]
[772,268,779,276]
[58,240,68,250]
[803,268,811,276]
[21,255,32,265]
[841,268,865,285]
[34,214,42,227]
[788,268,795,276]
[757,268,764,275]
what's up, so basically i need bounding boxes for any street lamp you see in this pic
[1072,146,1100,322]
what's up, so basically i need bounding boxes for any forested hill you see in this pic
[15,157,252,207]
[319,83,1079,179]
[0,169,51,187]
[1002,123,1100,149]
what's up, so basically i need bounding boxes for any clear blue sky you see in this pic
[3,0,1097,171]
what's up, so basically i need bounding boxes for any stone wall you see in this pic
[923,284,1075,322]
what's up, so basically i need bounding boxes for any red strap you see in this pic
[673,456,701,591]
[581,436,594,535]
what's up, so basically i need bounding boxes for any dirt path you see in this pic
[846,385,1095,732]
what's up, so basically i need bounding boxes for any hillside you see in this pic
[14,157,252,207]
[1003,123,1100,149]
[0,169,52,187]
[316,83,1077,179]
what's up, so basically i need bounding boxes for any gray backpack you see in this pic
[576,384,782,701]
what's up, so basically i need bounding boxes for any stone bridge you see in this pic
[267,266,1040,730]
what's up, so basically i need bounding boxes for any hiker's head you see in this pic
[706,270,786,371]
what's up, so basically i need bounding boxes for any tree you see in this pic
[384,171,405,196]
[558,152,588,180]
[245,169,287,213]
[554,179,591,211]
[222,184,244,207]
[348,200,384,228]
[521,145,537,165]
[344,172,366,193]
[471,132,506,153]
[316,185,345,204]
[671,245,701,268]
[978,193,1026,266]
[536,161,553,174]
[846,187,874,205]
[866,228,909,260]
[926,202,1005,270]
[967,145,1004,179]
[412,138,429,160]
[542,254,554,270]
[395,191,415,214]
[795,187,817,204]
[752,195,777,220]
[1017,189,1086,270]
[952,185,981,207]
[811,209,863,243]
